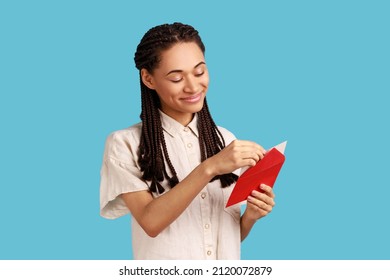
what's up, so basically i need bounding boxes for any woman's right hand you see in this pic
[205,140,266,176]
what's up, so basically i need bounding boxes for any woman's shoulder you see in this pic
[103,122,142,161]
[108,122,142,140]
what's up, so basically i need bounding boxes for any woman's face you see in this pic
[141,42,209,126]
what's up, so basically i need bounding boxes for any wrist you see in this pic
[240,209,257,241]
[242,209,257,224]
[202,158,217,180]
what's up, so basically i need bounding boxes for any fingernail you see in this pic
[260,184,266,189]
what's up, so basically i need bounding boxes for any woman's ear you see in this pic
[141,69,155,90]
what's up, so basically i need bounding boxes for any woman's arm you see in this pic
[121,140,265,237]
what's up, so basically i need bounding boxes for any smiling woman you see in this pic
[99,22,275,260]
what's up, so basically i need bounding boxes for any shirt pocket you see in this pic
[222,187,241,224]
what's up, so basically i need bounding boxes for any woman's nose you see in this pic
[183,76,199,93]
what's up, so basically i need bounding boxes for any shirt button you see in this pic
[201,192,206,199]
[187,143,193,148]
[205,224,210,229]
[183,127,189,132]
[207,250,212,256]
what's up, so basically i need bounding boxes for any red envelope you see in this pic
[226,141,287,207]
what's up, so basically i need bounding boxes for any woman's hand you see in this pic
[205,140,266,177]
[240,184,276,241]
[244,184,275,222]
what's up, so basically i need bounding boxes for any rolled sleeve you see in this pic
[99,126,149,219]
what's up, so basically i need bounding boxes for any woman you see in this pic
[100,22,275,259]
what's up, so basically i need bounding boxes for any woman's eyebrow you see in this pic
[165,61,206,76]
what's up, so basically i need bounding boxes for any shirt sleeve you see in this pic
[217,126,236,146]
[100,128,149,219]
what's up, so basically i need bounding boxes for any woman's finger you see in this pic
[260,184,275,199]
[247,196,273,212]
[240,151,260,162]
[250,190,275,208]
[231,140,266,157]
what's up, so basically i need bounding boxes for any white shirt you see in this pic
[100,111,241,259]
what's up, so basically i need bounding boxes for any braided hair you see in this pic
[134,22,238,194]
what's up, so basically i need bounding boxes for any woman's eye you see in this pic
[195,71,204,77]
[170,77,183,83]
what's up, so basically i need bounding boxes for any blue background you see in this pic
[1,0,389,259]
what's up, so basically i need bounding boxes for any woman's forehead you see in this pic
[157,42,205,70]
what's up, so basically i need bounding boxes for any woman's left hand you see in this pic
[244,184,275,221]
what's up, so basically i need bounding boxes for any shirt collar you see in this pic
[159,110,199,138]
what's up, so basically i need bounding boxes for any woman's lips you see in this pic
[181,93,202,103]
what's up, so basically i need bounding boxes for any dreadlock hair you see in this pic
[134,22,238,194]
